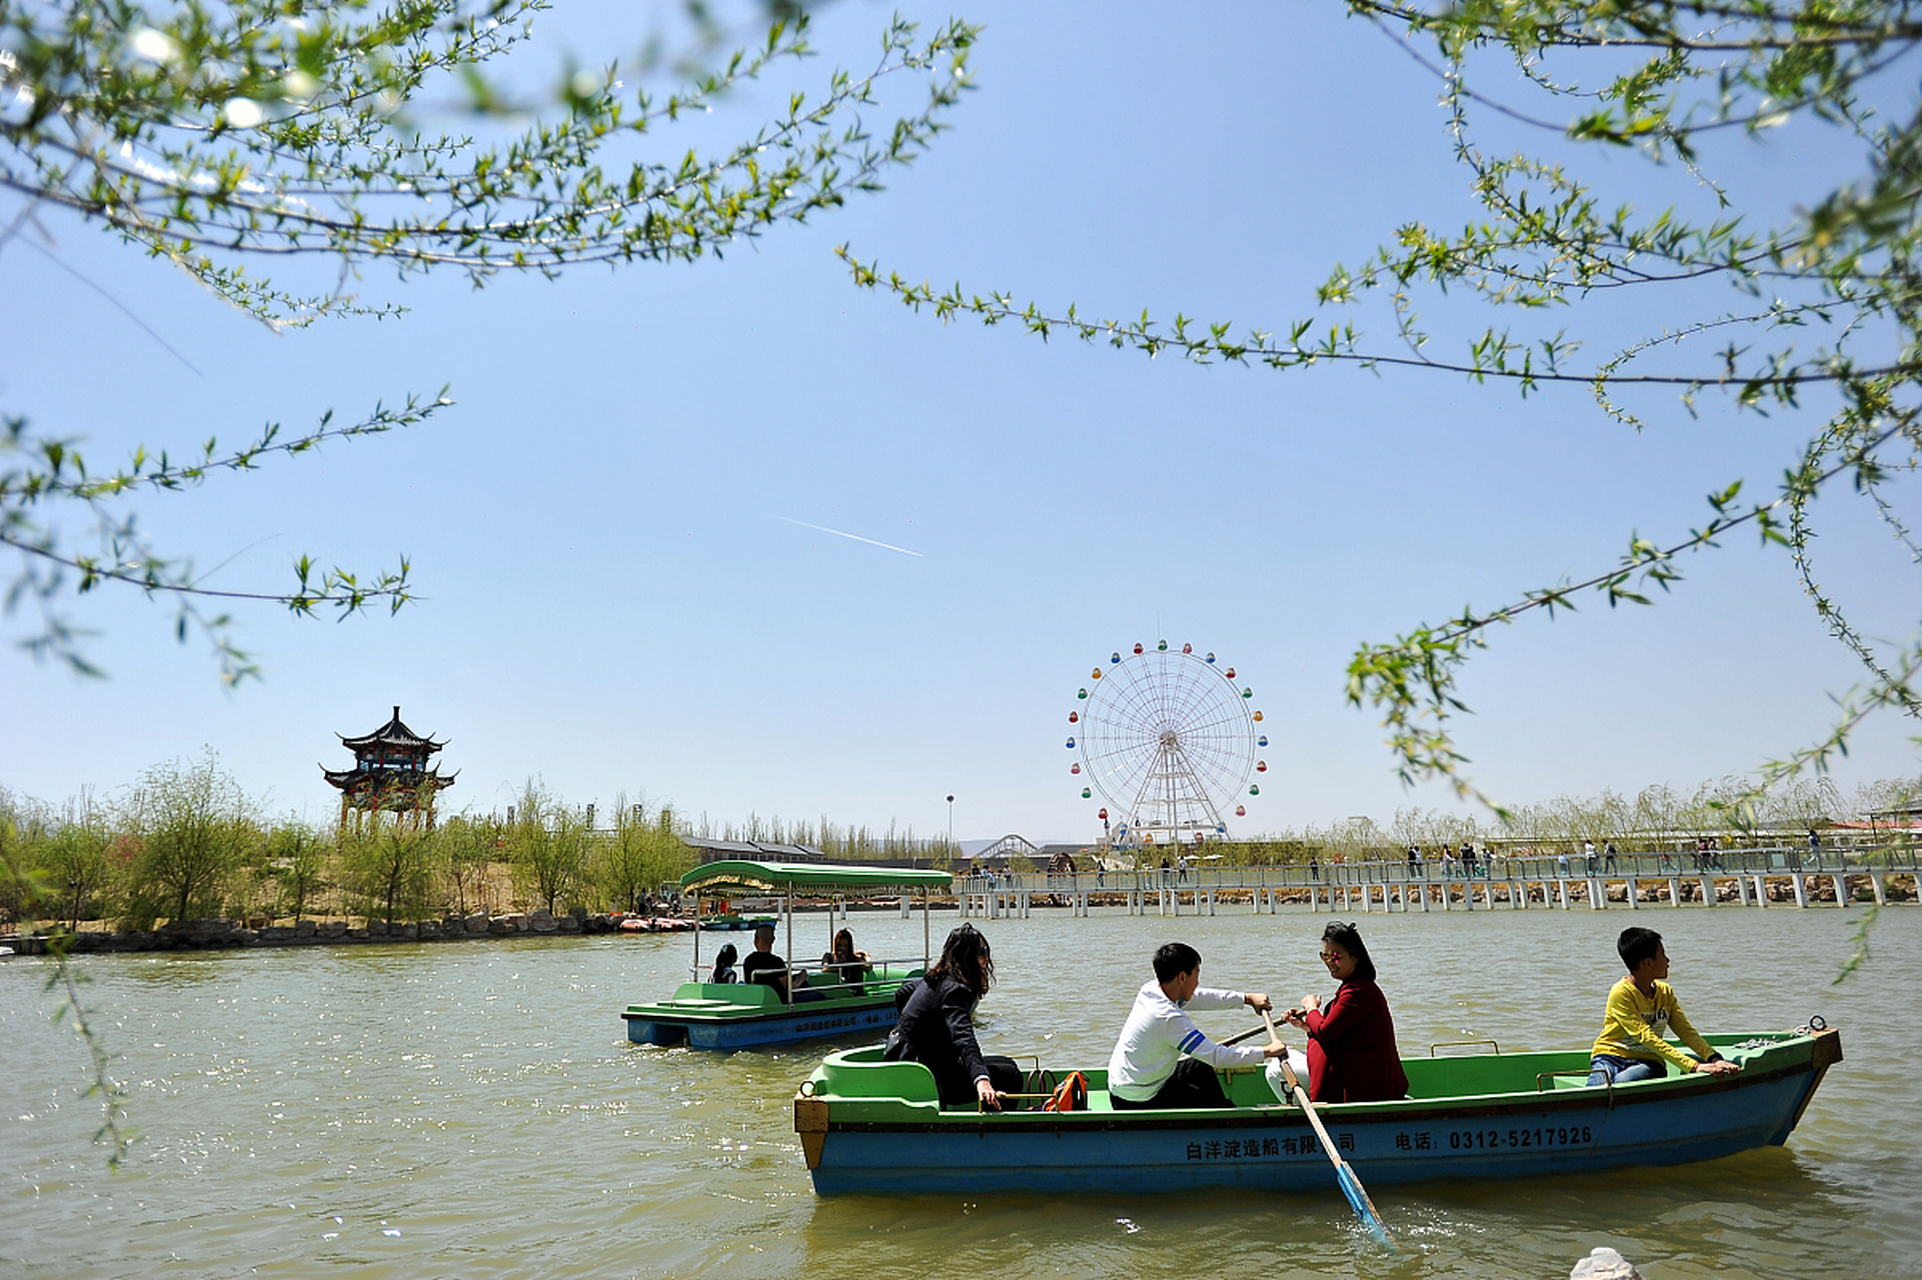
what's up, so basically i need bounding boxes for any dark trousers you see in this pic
[936,1055,1024,1109]
[1111,1057,1233,1110]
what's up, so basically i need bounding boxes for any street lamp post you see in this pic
[947,795,955,856]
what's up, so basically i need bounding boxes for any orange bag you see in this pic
[1042,1071,1088,1113]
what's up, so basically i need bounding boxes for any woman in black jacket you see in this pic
[884,924,1022,1109]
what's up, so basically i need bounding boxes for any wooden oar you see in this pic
[1264,1009,1396,1248]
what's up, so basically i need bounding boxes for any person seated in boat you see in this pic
[1108,942,1289,1110]
[820,928,873,989]
[1280,920,1409,1104]
[1586,927,1742,1086]
[883,923,1023,1110]
[710,943,739,984]
[742,924,791,1000]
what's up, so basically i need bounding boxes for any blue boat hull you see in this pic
[797,1030,1840,1196]
[625,999,900,1050]
[624,972,919,1051]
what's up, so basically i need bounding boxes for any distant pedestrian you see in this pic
[1806,830,1822,870]
[1604,841,1619,873]
[1584,840,1598,876]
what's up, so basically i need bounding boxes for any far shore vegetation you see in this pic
[2,754,1914,937]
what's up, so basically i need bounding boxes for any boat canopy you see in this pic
[681,860,952,897]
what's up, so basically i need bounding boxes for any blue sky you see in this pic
[4,0,1916,840]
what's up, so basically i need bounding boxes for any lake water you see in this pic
[4,905,1917,1279]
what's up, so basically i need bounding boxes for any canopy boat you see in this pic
[794,1025,1840,1196]
[622,859,952,1051]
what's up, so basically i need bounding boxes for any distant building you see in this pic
[321,705,455,840]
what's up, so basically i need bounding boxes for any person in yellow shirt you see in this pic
[1587,927,1744,1087]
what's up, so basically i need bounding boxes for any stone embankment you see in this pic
[8,907,648,954]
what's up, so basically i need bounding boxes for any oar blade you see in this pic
[1336,1162,1395,1248]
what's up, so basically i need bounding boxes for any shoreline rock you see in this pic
[4,910,634,954]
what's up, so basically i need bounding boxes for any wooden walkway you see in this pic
[952,844,1920,918]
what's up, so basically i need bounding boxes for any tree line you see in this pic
[0,754,691,933]
[1218,777,1919,867]
[692,811,959,864]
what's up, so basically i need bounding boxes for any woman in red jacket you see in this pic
[1282,920,1409,1103]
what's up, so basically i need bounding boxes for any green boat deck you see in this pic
[627,964,924,1018]
[804,1032,1806,1117]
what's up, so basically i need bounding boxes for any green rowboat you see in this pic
[622,858,951,1051]
[794,1024,1841,1195]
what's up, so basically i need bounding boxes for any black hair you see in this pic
[1322,919,1378,983]
[928,923,995,997]
[753,922,775,941]
[1617,927,1663,972]
[833,928,856,960]
[1153,942,1202,984]
[714,943,738,968]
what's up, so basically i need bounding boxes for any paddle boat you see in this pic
[793,1023,1841,1195]
[622,858,951,1051]
[699,915,778,932]
[618,916,697,934]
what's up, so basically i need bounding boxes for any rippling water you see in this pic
[4,905,1917,1279]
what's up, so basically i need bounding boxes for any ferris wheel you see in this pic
[1066,641,1267,848]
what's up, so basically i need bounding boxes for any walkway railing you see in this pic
[947,841,1918,916]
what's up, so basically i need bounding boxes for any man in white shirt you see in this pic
[1107,942,1288,1109]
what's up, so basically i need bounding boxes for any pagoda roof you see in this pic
[338,705,446,753]
[322,766,457,791]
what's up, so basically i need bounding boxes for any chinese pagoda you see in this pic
[322,705,456,840]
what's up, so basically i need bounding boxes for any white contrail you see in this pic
[776,516,923,557]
